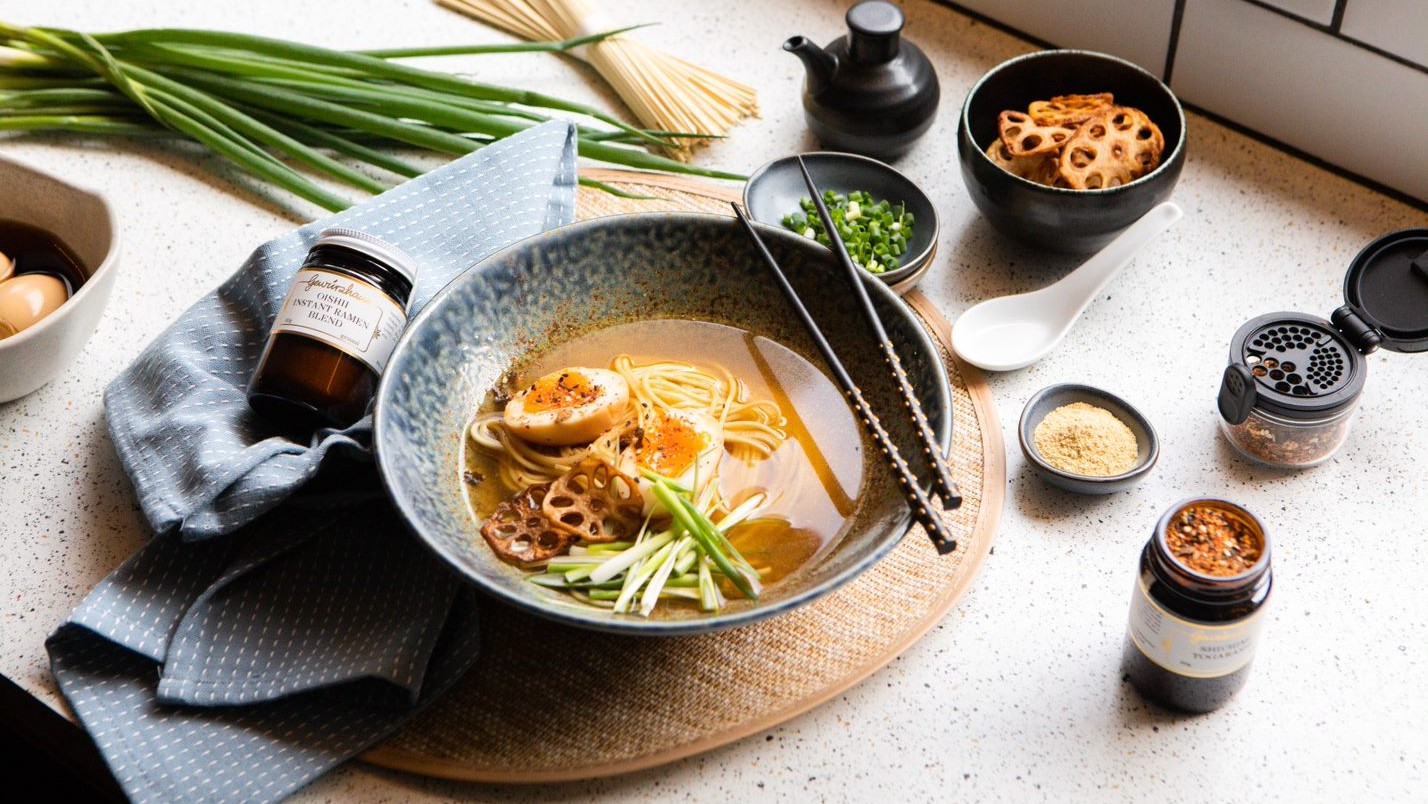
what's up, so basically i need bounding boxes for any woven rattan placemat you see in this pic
[361,170,1006,782]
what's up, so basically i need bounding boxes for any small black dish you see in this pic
[958,49,1186,254]
[744,152,938,294]
[1018,383,1159,495]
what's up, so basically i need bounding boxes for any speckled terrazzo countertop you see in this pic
[3,0,1425,800]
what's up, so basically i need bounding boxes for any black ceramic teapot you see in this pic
[784,0,940,160]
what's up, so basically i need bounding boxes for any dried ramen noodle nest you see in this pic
[986,93,1165,190]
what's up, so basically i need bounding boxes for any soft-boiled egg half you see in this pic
[503,367,631,446]
[633,406,723,514]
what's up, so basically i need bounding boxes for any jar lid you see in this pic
[1338,228,1428,354]
[314,228,420,287]
[1218,313,1366,424]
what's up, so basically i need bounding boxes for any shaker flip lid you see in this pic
[1333,228,1428,354]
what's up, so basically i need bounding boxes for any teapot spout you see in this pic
[783,36,838,96]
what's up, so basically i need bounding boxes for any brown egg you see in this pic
[0,273,70,338]
[0,250,13,283]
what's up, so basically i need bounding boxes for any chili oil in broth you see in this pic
[461,319,867,598]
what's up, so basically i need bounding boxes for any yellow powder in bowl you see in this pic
[1032,402,1139,476]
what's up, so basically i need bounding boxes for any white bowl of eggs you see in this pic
[0,153,120,402]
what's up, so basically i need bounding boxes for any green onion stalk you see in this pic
[0,21,745,213]
[533,475,764,616]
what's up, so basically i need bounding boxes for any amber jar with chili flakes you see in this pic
[1122,498,1272,713]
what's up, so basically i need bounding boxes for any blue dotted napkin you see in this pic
[47,121,579,803]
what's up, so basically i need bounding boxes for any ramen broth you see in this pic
[461,319,866,588]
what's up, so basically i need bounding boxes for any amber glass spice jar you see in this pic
[248,228,417,430]
[1122,498,1272,713]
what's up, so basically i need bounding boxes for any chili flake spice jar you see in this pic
[1122,498,1271,713]
[1217,228,1428,468]
[248,228,418,430]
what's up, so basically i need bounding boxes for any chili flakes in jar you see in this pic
[1165,504,1263,576]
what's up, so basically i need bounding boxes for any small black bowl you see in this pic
[744,152,939,294]
[1018,383,1159,495]
[958,50,1186,253]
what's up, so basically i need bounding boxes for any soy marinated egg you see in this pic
[503,367,630,446]
[634,406,724,513]
[0,250,13,282]
[0,273,69,339]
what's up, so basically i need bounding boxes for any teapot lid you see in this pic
[846,1,903,63]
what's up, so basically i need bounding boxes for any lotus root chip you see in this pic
[984,140,1059,185]
[543,459,644,543]
[986,94,1164,190]
[1057,107,1165,190]
[997,110,1077,157]
[1028,93,1115,126]
[480,483,573,563]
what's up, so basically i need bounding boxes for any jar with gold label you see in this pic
[248,228,417,430]
[1122,498,1272,713]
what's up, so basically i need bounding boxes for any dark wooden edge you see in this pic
[0,673,125,800]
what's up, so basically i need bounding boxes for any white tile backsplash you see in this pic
[1174,0,1428,201]
[950,0,1177,75]
[1252,0,1338,25]
[1342,0,1428,67]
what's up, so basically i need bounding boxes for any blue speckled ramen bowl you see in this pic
[373,213,951,635]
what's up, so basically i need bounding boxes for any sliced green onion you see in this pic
[653,483,759,600]
[589,530,674,585]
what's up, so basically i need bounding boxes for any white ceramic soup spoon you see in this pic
[952,201,1183,372]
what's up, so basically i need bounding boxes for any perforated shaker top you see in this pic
[1226,313,1367,421]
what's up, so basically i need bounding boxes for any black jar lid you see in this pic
[1218,228,1428,424]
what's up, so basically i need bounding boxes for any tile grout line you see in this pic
[1232,0,1426,75]
[1181,101,1428,214]
[1330,0,1349,32]
[1163,0,1190,85]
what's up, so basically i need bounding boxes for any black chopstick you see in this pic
[731,202,957,556]
[794,156,961,511]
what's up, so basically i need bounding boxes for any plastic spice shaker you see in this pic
[248,228,417,430]
[1217,228,1428,468]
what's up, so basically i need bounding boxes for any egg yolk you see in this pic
[637,408,709,477]
[522,371,600,413]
